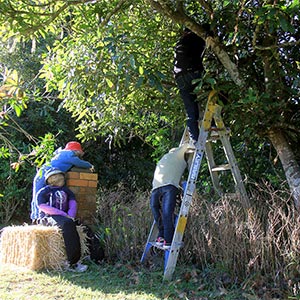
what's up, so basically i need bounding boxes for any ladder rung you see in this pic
[149,242,184,250]
[207,128,231,139]
[211,164,231,172]
[223,193,240,199]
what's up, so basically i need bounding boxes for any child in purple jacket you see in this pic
[37,167,87,272]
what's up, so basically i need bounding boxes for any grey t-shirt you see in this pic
[152,144,188,190]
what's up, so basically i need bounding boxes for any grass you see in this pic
[0,259,252,300]
[2,183,300,299]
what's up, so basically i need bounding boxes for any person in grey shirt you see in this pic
[150,143,189,249]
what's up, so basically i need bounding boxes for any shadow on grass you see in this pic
[0,249,269,299]
[46,254,247,300]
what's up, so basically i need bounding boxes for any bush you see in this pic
[0,160,33,224]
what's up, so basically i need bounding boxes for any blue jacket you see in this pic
[51,150,92,172]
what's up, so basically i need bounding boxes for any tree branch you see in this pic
[273,123,300,134]
[255,39,300,50]
[147,0,245,87]
[24,2,70,35]
[99,0,129,27]
[3,0,130,36]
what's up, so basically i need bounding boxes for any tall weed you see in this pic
[96,185,152,262]
[96,182,300,295]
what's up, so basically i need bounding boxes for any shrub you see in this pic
[0,160,33,224]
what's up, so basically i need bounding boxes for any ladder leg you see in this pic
[162,94,217,281]
[141,242,154,263]
[140,220,159,263]
[163,129,209,280]
[218,134,250,208]
[163,213,189,280]
[205,141,223,196]
[213,106,250,208]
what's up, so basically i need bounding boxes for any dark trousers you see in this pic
[175,70,202,142]
[150,185,178,243]
[47,215,81,265]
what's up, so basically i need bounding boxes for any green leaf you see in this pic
[129,55,136,69]
[279,17,295,33]
[138,66,144,75]
[105,78,114,88]
[136,76,144,88]
[288,0,299,9]
[14,104,22,117]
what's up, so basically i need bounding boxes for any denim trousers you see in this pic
[175,70,203,142]
[150,184,178,243]
[30,166,51,221]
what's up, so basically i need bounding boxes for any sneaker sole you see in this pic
[155,242,164,246]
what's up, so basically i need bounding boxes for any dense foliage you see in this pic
[0,0,299,217]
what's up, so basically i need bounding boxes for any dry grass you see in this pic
[96,182,300,296]
[97,186,151,262]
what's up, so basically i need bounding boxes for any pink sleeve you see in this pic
[39,203,67,217]
[67,199,77,218]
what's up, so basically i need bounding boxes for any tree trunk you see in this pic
[268,128,300,211]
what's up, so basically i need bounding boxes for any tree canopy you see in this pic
[0,0,300,206]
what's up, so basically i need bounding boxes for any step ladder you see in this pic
[140,90,250,281]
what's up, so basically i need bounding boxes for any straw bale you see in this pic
[76,224,90,258]
[0,224,89,271]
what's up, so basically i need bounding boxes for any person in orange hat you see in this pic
[30,141,94,223]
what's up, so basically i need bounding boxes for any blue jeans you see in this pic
[150,185,178,243]
[175,70,202,142]
[30,166,51,221]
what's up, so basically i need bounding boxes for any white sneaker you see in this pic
[67,262,88,272]
[163,241,171,250]
[155,237,165,247]
[185,140,196,153]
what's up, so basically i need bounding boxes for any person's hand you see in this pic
[90,165,95,172]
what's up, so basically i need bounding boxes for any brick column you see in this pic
[65,168,98,226]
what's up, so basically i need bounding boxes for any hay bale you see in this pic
[0,224,89,271]
[76,224,90,259]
